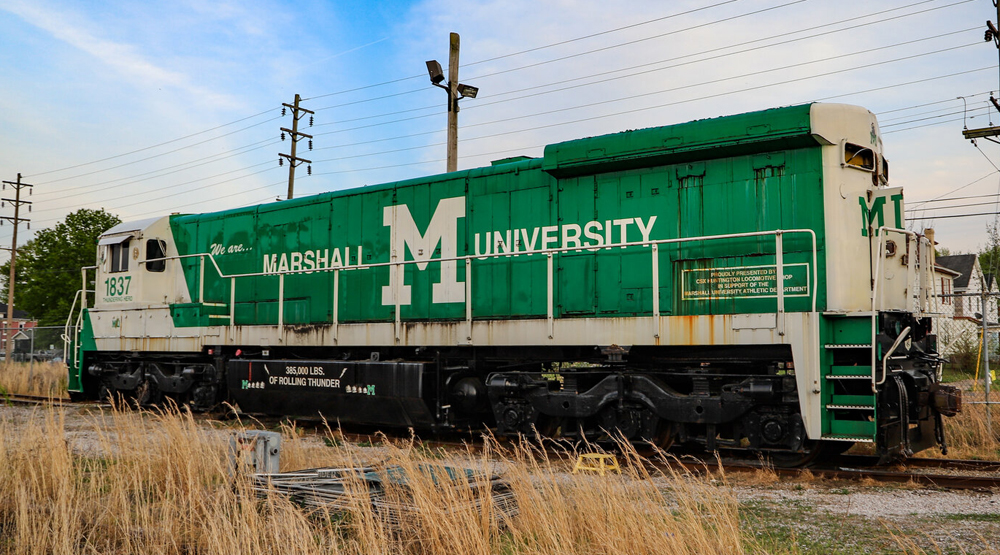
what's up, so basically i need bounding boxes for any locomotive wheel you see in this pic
[597,404,642,440]
[98,383,114,404]
[647,418,676,450]
[534,414,563,438]
[129,380,161,407]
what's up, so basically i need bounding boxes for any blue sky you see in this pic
[0,0,998,255]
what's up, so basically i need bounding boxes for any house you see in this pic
[0,303,36,353]
[936,254,999,321]
[934,254,1000,356]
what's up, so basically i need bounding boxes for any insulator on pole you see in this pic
[282,107,286,116]
[309,116,314,126]
[279,158,284,167]
[307,165,312,175]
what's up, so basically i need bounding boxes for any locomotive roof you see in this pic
[173,102,858,223]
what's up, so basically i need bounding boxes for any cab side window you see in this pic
[109,239,130,273]
[146,239,167,272]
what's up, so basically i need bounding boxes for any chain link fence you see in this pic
[0,325,68,363]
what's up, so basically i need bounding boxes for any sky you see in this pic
[1,0,999,257]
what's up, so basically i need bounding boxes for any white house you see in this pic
[934,254,999,356]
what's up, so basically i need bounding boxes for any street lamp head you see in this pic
[426,60,445,85]
[457,83,478,99]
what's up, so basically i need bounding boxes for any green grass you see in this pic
[739,492,1000,554]
[940,513,1000,523]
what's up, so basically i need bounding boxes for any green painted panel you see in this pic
[165,103,832,328]
[829,419,876,437]
[828,366,872,376]
[542,104,816,176]
[508,186,548,317]
[68,309,97,393]
[829,317,873,345]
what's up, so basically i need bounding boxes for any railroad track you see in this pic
[665,454,1000,491]
[3,393,74,405]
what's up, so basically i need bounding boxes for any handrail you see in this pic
[63,289,83,369]
[127,229,820,341]
[871,226,929,391]
[63,288,95,375]
[140,228,819,311]
[879,326,911,386]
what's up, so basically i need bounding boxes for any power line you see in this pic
[25,109,279,180]
[881,106,993,128]
[908,171,1000,208]
[311,89,996,167]
[460,0,968,98]
[906,200,1000,211]
[304,65,992,173]
[17,0,965,194]
[32,115,283,187]
[31,159,278,215]
[309,0,964,125]
[52,60,993,224]
[308,0,812,116]
[910,191,1000,205]
[310,22,977,141]
[302,0,753,102]
[311,54,988,161]
[430,37,982,136]
[880,103,990,123]
[33,176,290,226]
[33,138,281,202]
[910,212,1000,221]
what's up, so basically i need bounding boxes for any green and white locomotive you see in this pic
[67,103,961,463]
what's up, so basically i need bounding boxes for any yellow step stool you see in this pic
[572,453,621,476]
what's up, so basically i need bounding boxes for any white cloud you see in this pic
[0,0,238,106]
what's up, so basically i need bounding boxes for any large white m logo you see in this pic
[381,196,465,306]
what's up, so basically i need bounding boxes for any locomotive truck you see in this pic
[66,103,961,464]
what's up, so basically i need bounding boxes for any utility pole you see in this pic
[983,284,992,431]
[279,94,314,200]
[0,174,32,366]
[965,2,1000,141]
[425,33,479,173]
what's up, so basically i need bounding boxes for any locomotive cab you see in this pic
[95,217,177,309]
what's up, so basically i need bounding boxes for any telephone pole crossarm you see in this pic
[279,153,312,167]
[281,102,315,118]
[279,94,315,200]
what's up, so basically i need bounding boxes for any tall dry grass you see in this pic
[938,390,1000,460]
[0,361,69,399]
[0,404,755,555]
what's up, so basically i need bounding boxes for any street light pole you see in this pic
[426,33,479,174]
[447,33,460,173]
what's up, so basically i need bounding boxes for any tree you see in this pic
[0,209,121,330]
[980,222,1000,282]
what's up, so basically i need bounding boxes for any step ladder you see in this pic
[821,317,877,443]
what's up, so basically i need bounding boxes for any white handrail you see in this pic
[871,226,928,390]
[136,228,819,332]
